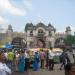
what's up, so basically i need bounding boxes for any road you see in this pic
[12,64,64,75]
[12,69,64,75]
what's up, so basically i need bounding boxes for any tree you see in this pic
[64,35,75,46]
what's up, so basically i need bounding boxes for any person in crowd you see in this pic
[45,50,49,69]
[48,47,55,70]
[40,49,45,69]
[4,50,8,60]
[15,51,20,71]
[7,50,14,69]
[0,51,11,75]
[72,47,75,63]
[25,50,30,75]
[4,50,8,65]
[65,63,75,75]
[18,50,25,73]
[33,51,40,71]
[66,49,73,63]
[59,49,70,70]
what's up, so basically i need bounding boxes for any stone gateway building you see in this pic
[0,23,72,49]
[25,23,71,48]
[25,23,56,48]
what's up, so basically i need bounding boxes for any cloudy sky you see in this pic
[0,0,75,33]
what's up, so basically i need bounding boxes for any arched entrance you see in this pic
[36,28,46,48]
[37,38,45,48]
[11,37,27,49]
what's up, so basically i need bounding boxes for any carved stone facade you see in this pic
[0,23,72,48]
[25,22,61,48]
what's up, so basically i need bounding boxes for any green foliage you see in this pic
[64,35,75,46]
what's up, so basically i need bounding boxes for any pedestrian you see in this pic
[48,47,55,70]
[0,51,11,75]
[33,51,40,71]
[59,50,70,70]
[45,50,49,69]
[72,47,75,63]
[7,50,14,69]
[18,50,25,73]
[40,49,45,69]
[25,51,30,75]
[15,51,20,71]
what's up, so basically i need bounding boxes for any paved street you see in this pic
[12,69,64,75]
[12,64,64,75]
[13,69,64,75]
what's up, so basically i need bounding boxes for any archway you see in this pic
[37,38,45,48]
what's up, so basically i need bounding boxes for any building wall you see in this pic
[26,25,56,48]
[0,25,68,48]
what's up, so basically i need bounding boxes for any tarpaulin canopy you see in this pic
[5,43,13,49]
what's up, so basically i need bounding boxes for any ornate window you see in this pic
[30,30,33,36]
[49,31,52,36]
[38,29,44,36]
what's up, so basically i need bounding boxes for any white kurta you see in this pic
[48,50,55,59]
[0,62,11,75]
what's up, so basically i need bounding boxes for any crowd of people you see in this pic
[0,47,75,75]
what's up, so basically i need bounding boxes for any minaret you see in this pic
[6,25,13,33]
[48,23,56,37]
[48,23,56,48]
[65,26,71,35]
[6,25,13,43]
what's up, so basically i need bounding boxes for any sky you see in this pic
[0,0,75,33]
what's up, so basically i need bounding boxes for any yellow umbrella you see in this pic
[53,48,62,52]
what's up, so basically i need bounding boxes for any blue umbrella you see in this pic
[5,43,13,49]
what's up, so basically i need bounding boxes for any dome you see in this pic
[36,22,46,29]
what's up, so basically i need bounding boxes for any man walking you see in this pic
[48,47,55,70]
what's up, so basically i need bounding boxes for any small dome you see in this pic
[66,26,71,31]
[36,22,45,28]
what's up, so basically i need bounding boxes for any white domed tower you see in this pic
[6,25,13,33]
[65,26,71,35]
[6,25,13,43]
